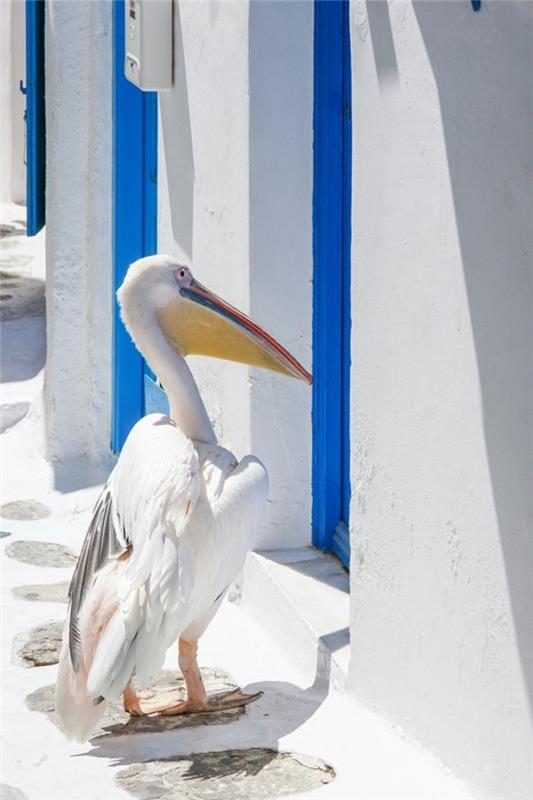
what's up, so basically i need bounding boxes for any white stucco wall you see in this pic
[158,0,252,469]
[348,2,533,799]
[1,0,26,204]
[249,0,313,548]
[158,0,313,548]
[44,0,113,463]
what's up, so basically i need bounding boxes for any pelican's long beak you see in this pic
[157,278,312,384]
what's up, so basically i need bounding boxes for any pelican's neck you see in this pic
[141,319,216,444]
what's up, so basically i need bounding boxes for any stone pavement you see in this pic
[1,205,475,800]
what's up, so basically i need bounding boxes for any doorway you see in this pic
[312,1,352,568]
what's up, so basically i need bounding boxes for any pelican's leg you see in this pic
[123,682,143,716]
[176,638,207,709]
[158,637,263,716]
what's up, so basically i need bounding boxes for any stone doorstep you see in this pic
[237,548,350,693]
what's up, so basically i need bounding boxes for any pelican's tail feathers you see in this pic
[55,559,128,742]
[55,631,107,742]
[86,611,136,701]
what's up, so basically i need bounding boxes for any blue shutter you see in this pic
[25,0,46,236]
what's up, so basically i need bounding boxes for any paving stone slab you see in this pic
[14,620,64,667]
[0,221,26,237]
[12,581,70,603]
[0,270,45,320]
[27,668,249,739]
[5,539,76,567]
[0,254,32,267]
[0,401,29,433]
[116,749,335,799]
[0,785,30,800]
[1,501,51,521]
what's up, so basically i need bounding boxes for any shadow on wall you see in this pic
[413,1,533,719]
[366,0,399,89]
[159,0,194,261]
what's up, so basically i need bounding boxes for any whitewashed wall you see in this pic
[1,0,26,204]
[158,0,313,548]
[44,0,113,463]
[249,1,313,548]
[158,0,251,474]
[348,2,533,799]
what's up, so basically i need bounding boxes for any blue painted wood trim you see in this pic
[331,521,350,570]
[25,0,46,236]
[144,374,170,417]
[312,1,351,567]
[144,376,171,416]
[341,1,352,526]
[112,0,159,452]
[141,94,171,416]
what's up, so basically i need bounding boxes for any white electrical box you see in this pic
[124,0,173,91]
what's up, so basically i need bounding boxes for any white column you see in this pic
[44,0,112,461]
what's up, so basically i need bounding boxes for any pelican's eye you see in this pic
[174,266,191,287]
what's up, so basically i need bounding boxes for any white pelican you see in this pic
[55,255,311,741]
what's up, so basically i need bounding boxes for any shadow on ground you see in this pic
[50,456,115,495]
[0,315,45,381]
[115,747,334,800]
[83,673,328,769]
[27,652,329,767]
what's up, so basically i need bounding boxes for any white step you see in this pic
[236,547,350,693]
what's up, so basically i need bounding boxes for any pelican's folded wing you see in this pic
[67,413,201,683]
[68,488,130,671]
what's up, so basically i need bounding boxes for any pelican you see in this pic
[55,255,311,741]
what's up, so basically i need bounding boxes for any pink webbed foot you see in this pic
[158,688,264,716]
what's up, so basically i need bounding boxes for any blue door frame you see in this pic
[112,0,166,453]
[312,1,352,568]
[25,0,46,236]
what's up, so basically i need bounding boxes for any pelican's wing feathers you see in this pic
[67,414,200,682]
[67,488,130,671]
[182,444,269,635]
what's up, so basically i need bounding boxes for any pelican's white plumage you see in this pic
[55,255,309,741]
[56,413,267,741]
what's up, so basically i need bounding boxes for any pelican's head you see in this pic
[117,255,312,384]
